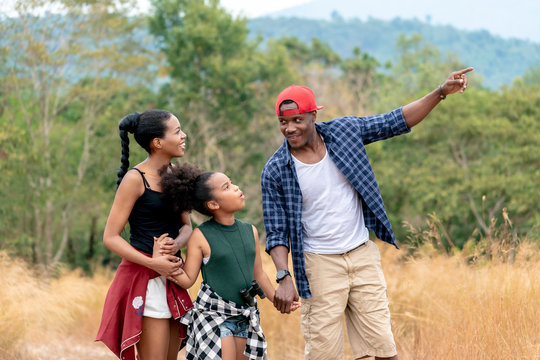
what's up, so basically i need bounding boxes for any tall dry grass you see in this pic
[383,242,540,359]
[0,253,115,359]
[1,240,539,359]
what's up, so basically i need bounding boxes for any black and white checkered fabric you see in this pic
[180,282,267,359]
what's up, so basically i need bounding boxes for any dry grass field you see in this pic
[1,240,539,360]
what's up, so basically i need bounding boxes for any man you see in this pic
[261,67,473,360]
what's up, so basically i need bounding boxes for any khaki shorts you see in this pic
[301,240,396,360]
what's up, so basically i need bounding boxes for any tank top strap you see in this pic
[132,168,151,189]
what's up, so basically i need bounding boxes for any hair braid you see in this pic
[116,112,140,188]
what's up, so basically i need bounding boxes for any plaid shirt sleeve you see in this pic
[259,108,410,299]
[364,107,410,143]
[261,162,290,253]
[338,107,410,145]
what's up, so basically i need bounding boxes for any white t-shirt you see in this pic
[292,148,369,254]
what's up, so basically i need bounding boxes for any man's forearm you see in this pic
[403,67,472,127]
[402,87,442,128]
[269,245,290,271]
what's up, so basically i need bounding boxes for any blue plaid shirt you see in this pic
[261,107,410,299]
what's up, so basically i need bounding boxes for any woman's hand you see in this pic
[148,254,182,277]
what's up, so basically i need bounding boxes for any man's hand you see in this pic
[441,67,474,96]
[274,275,299,314]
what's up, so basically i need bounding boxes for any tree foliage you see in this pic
[0,0,158,271]
[248,16,540,89]
[148,0,297,224]
[0,1,538,271]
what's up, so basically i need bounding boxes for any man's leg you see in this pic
[302,251,350,360]
[344,240,398,360]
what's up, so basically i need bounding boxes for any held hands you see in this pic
[290,300,302,312]
[155,233,182,255]
[440,67,474,97]
[273,276,300,314]
[151,233,184,278]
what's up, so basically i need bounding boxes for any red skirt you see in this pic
[95,256,193,360]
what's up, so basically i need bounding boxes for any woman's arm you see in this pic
[103,170,181,276]
[175,211,193,249]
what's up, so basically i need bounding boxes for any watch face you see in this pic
[277,270,290,281]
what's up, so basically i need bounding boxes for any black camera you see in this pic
[240,280,266,307]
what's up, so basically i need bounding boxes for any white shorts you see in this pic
[143,276,172,319]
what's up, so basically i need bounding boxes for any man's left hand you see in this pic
[441,67,474,96]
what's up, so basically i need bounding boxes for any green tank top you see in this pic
[199,219,256,305]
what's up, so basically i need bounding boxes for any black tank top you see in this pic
[128,168,181,255]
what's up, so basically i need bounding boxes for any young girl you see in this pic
[96,110,193,360]
[157,163,300,360]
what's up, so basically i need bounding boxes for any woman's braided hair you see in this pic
[116,109,172,188]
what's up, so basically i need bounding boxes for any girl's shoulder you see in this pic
[197,219,214,230]
[196,219,254,233]
[235,219,255,231]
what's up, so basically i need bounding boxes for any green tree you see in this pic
[369,85,540,248]
[340,46,380,110]
[515,66,540,87]
[0,0,157,270]
[148,0,296,226]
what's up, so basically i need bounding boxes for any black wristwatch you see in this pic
[276,269,291,283]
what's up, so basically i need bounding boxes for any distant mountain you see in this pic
[248,16,540,89]
[266,0,540,44]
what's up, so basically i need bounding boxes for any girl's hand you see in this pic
[152,234,168,258]
[166,274,185,285]
[158,236,181,255]
[290,301,302,312]
[153,233,180,257]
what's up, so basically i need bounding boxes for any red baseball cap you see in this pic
[275,85,324,116]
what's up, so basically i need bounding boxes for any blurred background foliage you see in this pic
[0,0,538,273]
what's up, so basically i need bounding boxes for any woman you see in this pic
[96,110,193,360]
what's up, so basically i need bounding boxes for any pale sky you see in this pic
[133,0,311,17]
[2,0,537,43]
[0,0,309,17]
[219,0,310,18]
